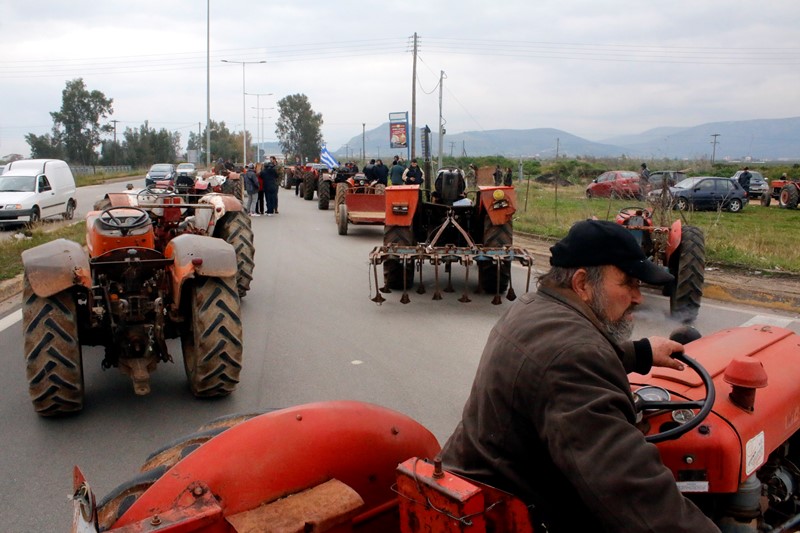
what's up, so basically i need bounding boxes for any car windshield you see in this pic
[150,164,172,172]
[0,175,35,192]
[177,164,194,170]
[674,177,705,190]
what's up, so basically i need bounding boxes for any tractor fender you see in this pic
[103,192,138,208]
[165,234,237,303]
[21,238,91,297]
[111,401,441,529]
[479,185,517,226]
[384,184,419,226]
[202,193,242,213]
[666,218,682,262]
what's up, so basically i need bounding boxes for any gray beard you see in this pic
[587,286,635,344]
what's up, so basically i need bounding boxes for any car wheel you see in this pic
[585,190,593,199]
[728,198,743,213]
[676,198,690,211]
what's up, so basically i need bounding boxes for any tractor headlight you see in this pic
[392,203,409,215]
[493,189,505,201]
[491,188,508,209]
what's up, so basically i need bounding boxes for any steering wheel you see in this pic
[619,206,651,219]
[635,353,716,443]
[97,207,151,233]
[138,183,175,197]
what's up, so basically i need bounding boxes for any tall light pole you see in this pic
[222,59,265,165]
[206,0,210,168]
[251,107,274,163]
[245,93,272,163]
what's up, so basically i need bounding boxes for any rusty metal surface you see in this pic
[21,238,92,297]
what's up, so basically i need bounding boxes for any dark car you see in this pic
[647,170,687,190]
[649,176,747,213]
[731,170,767,200]
[145,163,177,187]
[585,170,643,199]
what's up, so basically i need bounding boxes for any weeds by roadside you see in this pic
[0,222,86,280]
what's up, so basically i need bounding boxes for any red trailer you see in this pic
[334,173,386,235]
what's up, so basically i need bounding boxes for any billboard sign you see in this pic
[389,111,408,149]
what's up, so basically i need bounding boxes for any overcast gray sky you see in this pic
[1,0,798,159]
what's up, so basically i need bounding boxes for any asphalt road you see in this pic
[1,186,799,531]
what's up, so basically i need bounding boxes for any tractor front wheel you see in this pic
[479,218,512,294]
[318,180,331,210]
[22,275,84,416]
[761,190,772,207]
[303,174,316,200]
[383,225,415,290]
[338,204,348,235]
[214,210,255,298]
[181,276,243,397]
[668,225,704,323]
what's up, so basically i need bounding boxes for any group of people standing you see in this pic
[243,156,281,216]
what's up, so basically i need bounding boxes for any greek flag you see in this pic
[320,145,339,170]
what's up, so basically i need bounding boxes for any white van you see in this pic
[0,159,77,224]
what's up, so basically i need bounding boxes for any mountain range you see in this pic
[329,116,800,162]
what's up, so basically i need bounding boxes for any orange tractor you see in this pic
[72,324,800,532]
[21,198,245,416]
[368,167,533,304]
[333,170,386,235]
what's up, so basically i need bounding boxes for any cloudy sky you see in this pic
[1,1,798,159]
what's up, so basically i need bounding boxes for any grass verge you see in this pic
[0,222,87,281]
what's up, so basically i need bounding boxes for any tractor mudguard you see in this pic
[384,184,419,226]
[666,218,682,262]
[21,238,91,298]
[102,192,138,208]
[165,234,237,304]
[202,193,242,213]
[109,401,441,529]
[479,186,517,226]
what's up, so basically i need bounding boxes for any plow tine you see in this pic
[526,262,532,293]
[400,256,411,304]
[416,253,426,294]
[506,256,517,301]
[444,261,455,293]
[371,261,385,303]
[491,258,502,305]
[432,256,443,300]
[459,257,472,303]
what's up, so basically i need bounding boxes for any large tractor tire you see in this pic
[780,183,799,209]
[22,275,84,416]
[282,170,293,189]
[318,180,331,210]
[383,225,415,290]
[222,177,243,203]
[338,204,349,235]
[761,190,772,207]
[214,211,255,298]
[181,276,243,398]
[668,225,705,323]
[479,218,512,294]
[303,174,316,200]
[334,183,347,221]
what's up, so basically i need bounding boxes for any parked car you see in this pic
[649,176,747,213]
[731,170,767,200]
[647,170,687,190]
[145,163,177,187]
[0,159,77,225]
[176,162,196,178]
[585,170,642,199]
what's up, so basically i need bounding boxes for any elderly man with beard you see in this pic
[441,219,718,532]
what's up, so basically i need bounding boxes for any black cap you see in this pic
[550,220,674,285]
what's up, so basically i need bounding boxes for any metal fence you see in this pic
[70,165,133,176]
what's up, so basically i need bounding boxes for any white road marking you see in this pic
[741,315,795,328]
[0,309,21,332]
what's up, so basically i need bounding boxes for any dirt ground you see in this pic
[514,233,800,314]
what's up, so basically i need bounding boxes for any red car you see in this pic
[586,170,643,199]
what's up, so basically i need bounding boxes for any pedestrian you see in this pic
[738,166,752,195]
[389,160,405,185]
[640,163,651,192]
[402,159,424,185]
[256,166,265,214]
[363,159,376,182]
[465,164,477,189]
[503,166,513,186]
[261,156,280,216]
[373,159,389,186]
[493,165,503,186]
[243,164,259,216]
[441,219,718,532]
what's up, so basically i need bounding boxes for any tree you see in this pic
[275,94,323,163]
[188,120,240,164]
[112,121,180,167]
[25,132,65,160]
[49,78,114,165]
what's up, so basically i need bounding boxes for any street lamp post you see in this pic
[245,93,273,163]
[251,105,274,163]
[222,59,265,165]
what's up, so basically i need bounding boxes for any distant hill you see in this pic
[331,117,800,161]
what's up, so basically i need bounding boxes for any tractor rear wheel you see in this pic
[383,225,415,290]
[303,174,315,200]
[780,183,799,209]
[214,211,255,298]
[181,276,243,397]
[318,180,330,210]
[222,177,243,203]
[668,225,704,323]
[479,218,512,294]
[338,204,348,235]
[22,275,84,416]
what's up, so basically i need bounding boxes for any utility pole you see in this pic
[449,142,455,157]
[410,32,418,160]
[437,70,445,170]
[110,119,119,166]
[710,133,720,164]
[362,123,366,164]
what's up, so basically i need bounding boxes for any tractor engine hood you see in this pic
[631,325,799,493]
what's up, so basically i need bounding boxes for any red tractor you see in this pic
[368,167,533,305]
[616,206,705,322]
[333,171,386,235]
[21,204,244,416]
[71,324,800,532]
[762,175,800,209]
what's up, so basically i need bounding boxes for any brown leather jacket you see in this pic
[441,285,719,532]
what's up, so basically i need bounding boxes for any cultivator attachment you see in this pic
[369,244,533,304]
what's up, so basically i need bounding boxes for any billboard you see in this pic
[389,112,408,149]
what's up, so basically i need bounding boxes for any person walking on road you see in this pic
[243,164,259,216]
[261,156,280,216]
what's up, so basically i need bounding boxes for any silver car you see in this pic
[731,170,767,199]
